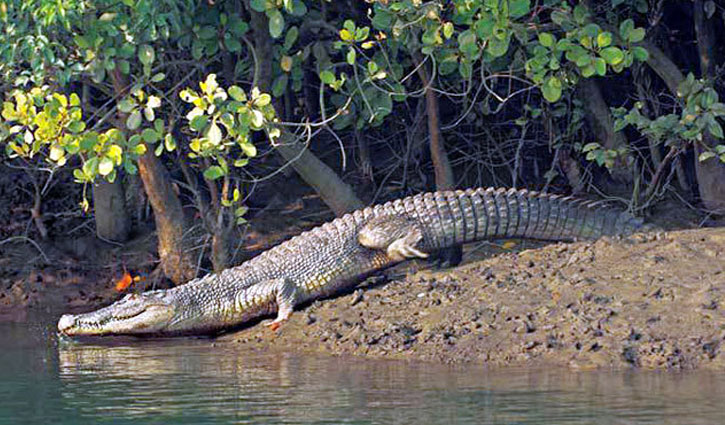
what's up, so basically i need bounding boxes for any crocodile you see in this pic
[57,187,644,337]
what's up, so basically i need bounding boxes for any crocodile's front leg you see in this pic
[237,277,298,331]
[357,215,429,261]
[269,277,299,330]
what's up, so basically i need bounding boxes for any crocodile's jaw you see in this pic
[58,293,175,336]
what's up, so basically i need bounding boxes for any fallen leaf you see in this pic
[115,272,133,292]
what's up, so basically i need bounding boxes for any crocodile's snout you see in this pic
[57,314,75,333]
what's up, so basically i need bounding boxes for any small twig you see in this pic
[0,236,50,263]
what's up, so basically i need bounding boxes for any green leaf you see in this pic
[141,128,160,143]
[699,151,716,162]
[164,134,176,151]
[538,32,555,48]
[339,28,354,42]
[143,105,155,122]
[619,19,634,40]
[235,205,248,217]
[372,9,393,30]
[573,4,589,24]
[80,133,98,151]
[197,26,217,40]
[118,60,130,75]
[83,157,99,177]
[593,57,607,76]
[272,74,288,98]
[628,27,645,43]
[49,145,64,161]
[442,22,454,39]
[118,98,135,113]
[600,47,624,65]
[107,145,123,163]
[228,86,247,102]
[230,19,249,37]
[74,36,90,49]
[250,110,264,129]
[487,32,510,57]
[268,9,285,39]
[190,115,209,131]
[250,0,267,12]
[582,142,601,153]
[151,73,166,83]
[241,142,257,157]
[98,157,114,176]
[597,31,612,48]
[355,27,370,42]
[542,76,562,102]
[280,55,293,72]
[126,110,142,130]
[225,37,242,53]
[138,45,155,67]
[203,166,225,180]
[220,113,235,129]
[320,70,335,84]
[709,121,724,139]
[290,0,307,16]
[284,26,299,50]
[509,0,530,18]
[581,64,596,78]
[255,93,271,107]
[458,30,478,57]
[207,122,222,144]
[73,168,87,182]
[632,46,649,61]
[347,47,356,65]
[575,54,591,67]
[474,17,494,39]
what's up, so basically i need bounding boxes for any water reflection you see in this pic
[55,340,723,424]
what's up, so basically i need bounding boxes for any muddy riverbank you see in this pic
[223,228,725,370]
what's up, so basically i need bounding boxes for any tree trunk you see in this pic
[211,230,228,273]
[275,136,365,215]
[692,0,725,213]
[580,79,633,183]
[136,151,196,283]
[414,54,461,266]
[93,179,130,242]
[641,40,684,95]
[415,59,455,190]
[247,4,363,215]
[109,68,196,283]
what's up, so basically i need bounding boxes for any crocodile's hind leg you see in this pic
[260,278,298,331]
[358,215,429,261]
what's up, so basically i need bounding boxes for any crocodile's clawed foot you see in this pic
[358,215,428,262]
[387,237,429,261]
[265,319,286,332]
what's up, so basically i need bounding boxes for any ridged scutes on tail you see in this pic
[362,187,645,250]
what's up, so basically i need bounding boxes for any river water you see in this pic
[1,317,724,424]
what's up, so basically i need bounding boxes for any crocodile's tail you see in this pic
[376,187,644,250]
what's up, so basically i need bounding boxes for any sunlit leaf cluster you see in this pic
[179,74,276,181]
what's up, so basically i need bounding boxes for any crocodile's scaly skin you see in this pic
[57,187,643,337]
